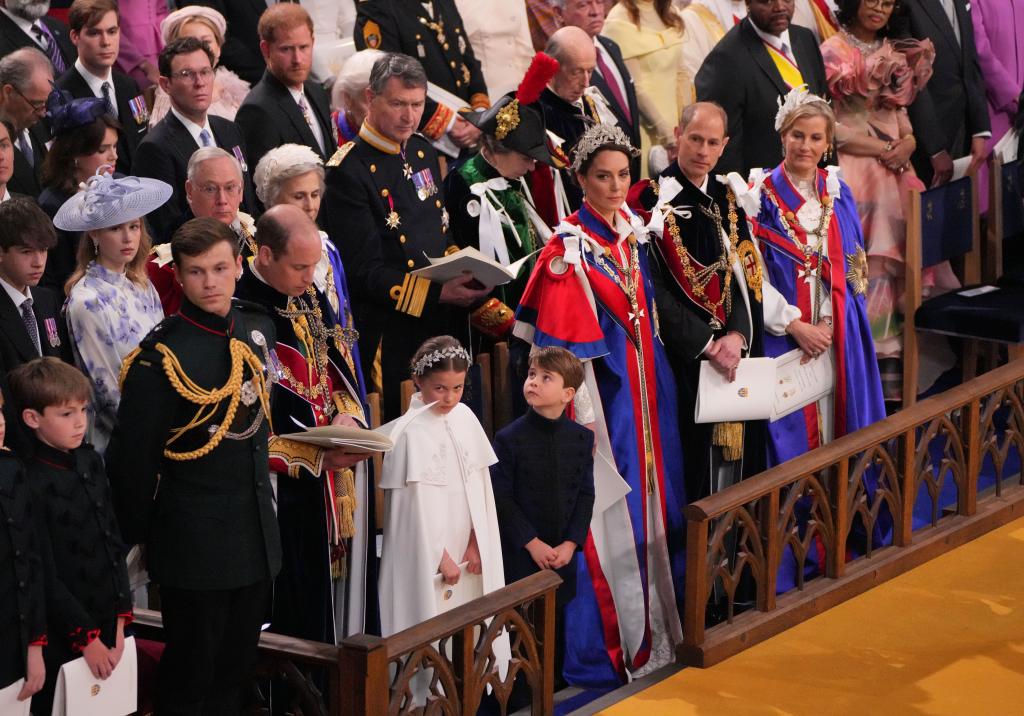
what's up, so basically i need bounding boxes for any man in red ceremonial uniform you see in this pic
[234,204,375,644]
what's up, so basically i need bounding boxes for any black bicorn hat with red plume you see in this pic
[465,52,561,166]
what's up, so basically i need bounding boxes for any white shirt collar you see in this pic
[74,57,113,92]
[0,189,10,203]
[170,105,215,148]
[0,9,39,42]
[750,20,792,54]
[287,85,307,105]
[0,273,32,310]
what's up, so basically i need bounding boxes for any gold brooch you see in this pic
[495,99,520,140]
[846,246,869,296]
[736,240,763,301]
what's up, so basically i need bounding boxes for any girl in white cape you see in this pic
[379,336,509,651]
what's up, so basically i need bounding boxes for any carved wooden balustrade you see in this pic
[680,359,1024,668]
[134,570,560,715]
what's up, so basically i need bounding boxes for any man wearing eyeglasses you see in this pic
[146,147,257,316]
[0,46,52,198]
[133,35,256,242]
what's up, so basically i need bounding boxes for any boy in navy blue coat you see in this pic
[490,346,595,683]
[0,393,47,705]
[10,358,132,716]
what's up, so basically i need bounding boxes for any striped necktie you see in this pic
[31,22,66,75]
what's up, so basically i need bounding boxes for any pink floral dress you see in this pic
[822,33,959,398]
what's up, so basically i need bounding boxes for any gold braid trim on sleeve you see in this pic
[470,297,515,337]
[156,339,270,461]
[269,436,325,478]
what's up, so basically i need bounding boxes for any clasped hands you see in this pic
[524,537,577,572]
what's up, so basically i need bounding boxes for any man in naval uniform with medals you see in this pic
[233,204,376,645]
[322,53,488,419]
[355,0,490,152]
[629,102,768,501]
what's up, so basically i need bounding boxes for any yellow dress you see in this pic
[602,1,687,177]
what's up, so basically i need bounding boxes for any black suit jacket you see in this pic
[132,111,256,242]
[593,35,641,178]
[55,67,146,176]
[8,123,48,198]
[906,0,990,182]
[235,70,337,169]
[0,284,72,454]
[179,0,265,85]
[695,19,827,175]
[0,14,75,71]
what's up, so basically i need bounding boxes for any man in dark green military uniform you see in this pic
[322,53,488,418]
[107,218,281,715]
[354,0,490,152]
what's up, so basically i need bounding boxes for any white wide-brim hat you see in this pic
[54,174,174,232]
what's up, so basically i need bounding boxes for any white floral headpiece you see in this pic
[253,143,324,205]
[412,345,471,376]
[774,84,830,132]
[570,123,640,173]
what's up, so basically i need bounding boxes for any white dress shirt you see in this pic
[287,85,326,154]
[750,22,798,66]
[74,58,118,115]
[170,105,216,148]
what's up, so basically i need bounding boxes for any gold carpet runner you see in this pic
[601,517,1024,715]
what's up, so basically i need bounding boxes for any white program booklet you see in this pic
[51,637,137,716]
[434,563,484,614]
[411,246,539,288]
[0,679,30,716]
[694,357,777,423]
[771,348,835,421]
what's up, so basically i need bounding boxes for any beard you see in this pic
[6,0,50,22]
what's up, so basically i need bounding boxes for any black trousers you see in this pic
[156,579,271,716]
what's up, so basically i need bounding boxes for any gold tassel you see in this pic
[713,422,745,462]
[334,469,356,539]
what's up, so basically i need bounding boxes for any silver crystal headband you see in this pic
[412,345,472,376]
[570,123,640,173]
[774,84,830,132]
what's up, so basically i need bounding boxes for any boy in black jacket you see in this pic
[0,393,47,704]
[10,358,131,715]
[490,347,595,683]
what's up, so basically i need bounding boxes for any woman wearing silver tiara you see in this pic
[514,123,687,686]
[736,86,886,590]
[56,174,173,454]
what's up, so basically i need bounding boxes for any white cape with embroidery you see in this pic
[378,397,509,666]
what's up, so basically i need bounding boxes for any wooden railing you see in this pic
[133,570,560,715]
[680,359,1024,667]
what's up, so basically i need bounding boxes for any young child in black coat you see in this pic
[0,392,47,705]
[10,358,132,715]
[490,347,595,684]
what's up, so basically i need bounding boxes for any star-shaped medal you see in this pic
[403,162,413,180]
[386,210,401,229]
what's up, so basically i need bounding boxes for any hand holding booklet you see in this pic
[411,246,539,288]
[283,424,394,453]
[51,637,137,716]
[694,349,834,424]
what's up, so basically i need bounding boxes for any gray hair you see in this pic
[332,48,385,111]
[252,143,325,206]
[0,47,52,93]
[548,0,567,9]
[187,146,243,182]
[368,52,427,95]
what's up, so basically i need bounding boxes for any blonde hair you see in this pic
[778,98,837,145]
[64,220,155,296]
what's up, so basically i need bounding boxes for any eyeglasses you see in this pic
[863,0,897,10]
[12,85,46,112]
[169,67,214,83]
[197,182,242,197]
